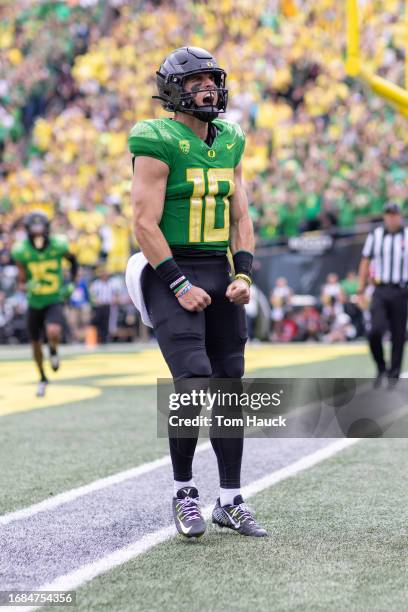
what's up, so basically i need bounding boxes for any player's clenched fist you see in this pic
[225,279,250,305]
[178,285,212,312]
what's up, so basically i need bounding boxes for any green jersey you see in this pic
[128,118,245,252]
[12,235,69,309]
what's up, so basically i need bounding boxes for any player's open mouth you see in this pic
[203,92,215,104]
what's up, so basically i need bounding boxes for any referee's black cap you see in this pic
[383,202,401,214]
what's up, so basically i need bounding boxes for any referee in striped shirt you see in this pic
[358,202,408,389]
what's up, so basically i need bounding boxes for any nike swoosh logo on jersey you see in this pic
[226,142,236,149]
[178,519,193,534]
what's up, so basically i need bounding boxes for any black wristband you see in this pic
[233,250,253,276]
[154,257,188,293]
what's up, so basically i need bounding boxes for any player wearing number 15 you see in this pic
[128,47,266,538]
[11,211,78,397]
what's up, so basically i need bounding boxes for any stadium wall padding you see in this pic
[254,235,365,296]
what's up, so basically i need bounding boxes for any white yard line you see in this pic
[241,438,359,498]
[0,442,212,526]
[10,437,359,612]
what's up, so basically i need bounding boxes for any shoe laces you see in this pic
[176,496,201,521]
[228,502,256,525]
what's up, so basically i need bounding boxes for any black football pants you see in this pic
[142,255,247,488]
[368,285,408,378]
[92,305,110,344]
[27,303,65,341]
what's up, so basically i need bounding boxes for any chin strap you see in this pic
[152,92,226,122]
[175,104,220,123]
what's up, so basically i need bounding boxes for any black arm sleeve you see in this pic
[64,252,79,281]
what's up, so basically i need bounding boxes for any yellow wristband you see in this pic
[235,273,252,286]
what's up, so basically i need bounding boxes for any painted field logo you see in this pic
[179,140,190,154]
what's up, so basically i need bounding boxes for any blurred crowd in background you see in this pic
[2,0,408,240]
[0,0,407,343]
[263,271,369,343]
[0,260,144,345]
[0,257,372,344]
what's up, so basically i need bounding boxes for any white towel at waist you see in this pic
[125,252,152,328]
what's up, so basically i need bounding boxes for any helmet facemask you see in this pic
[155,68,228,123]
[24,212,50,250]
[178,69,228,122]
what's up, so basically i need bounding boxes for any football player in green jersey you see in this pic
[128,47,267,538]
[12,211,78,397]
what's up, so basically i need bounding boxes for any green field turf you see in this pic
[75,438,408,612]
[0,343,406,515]
[0,384,166,515]
[1,342,408,612]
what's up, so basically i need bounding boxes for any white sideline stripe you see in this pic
[16,437,359,612]
[0,442,212,527]
[241,437,359,499]
[4,370,406,529]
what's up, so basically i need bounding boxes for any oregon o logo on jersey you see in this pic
[208,149,216,158]
[179,140,190,154]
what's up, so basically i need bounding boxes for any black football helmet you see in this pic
[154,47,228,123]
[24,210,50,248]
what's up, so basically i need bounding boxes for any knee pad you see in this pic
[226,353,245,379]
[212,353,245,379]
[369,328,383,340]
[173,349,212,381]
